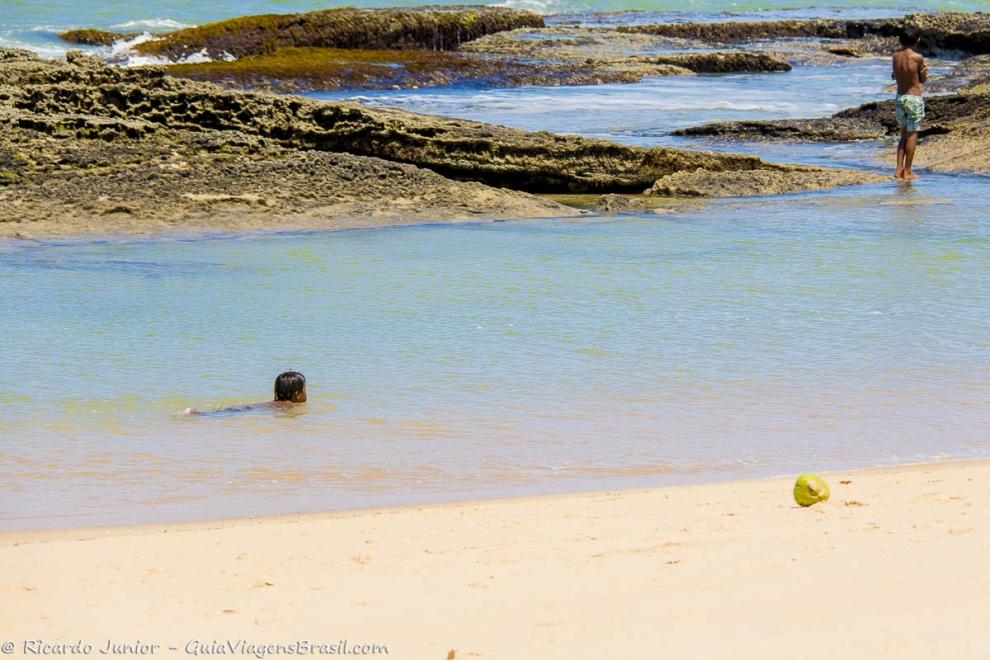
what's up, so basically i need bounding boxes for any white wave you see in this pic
[486,0,583,15]
[110,18,193,31]
[175,49,221,64]
[105,32,165,65]
[28,24,70,33]
[104,32,234,68]
[0,30,71,59]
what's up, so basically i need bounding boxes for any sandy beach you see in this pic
[3,4,990,657]
[2,459,987,659]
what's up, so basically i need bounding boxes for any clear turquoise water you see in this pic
[2,4,989,531]
[3,177,990,530]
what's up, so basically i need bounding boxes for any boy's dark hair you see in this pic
[274,371,306,401]
[899,26,921,47]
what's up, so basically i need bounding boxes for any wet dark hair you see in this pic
[274,371,306,402]
[899,26,921,47]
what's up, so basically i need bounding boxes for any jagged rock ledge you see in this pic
[167,48,790,93]
[0,50,882,237]
[129,6,545,61]
[58,9,792,93]
[675,93,990,141]
[619,12,990,56]
[59,29,137,46]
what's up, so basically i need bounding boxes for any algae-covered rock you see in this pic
[596,194,647,211]
[620,13,990,56]
[464,27,790,72]
[617,19,865,44]
[904,12,990,55]
[673,118,890,142]
[59,29,136,47]
[166,46,695,92]
[647,167,885,198]
[794,474,831,507]
[648,52,791,74]
[134,6,545,61]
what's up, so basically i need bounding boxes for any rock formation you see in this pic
[620,13,990,56]
[131,7,545,61]
[0,49,883,236]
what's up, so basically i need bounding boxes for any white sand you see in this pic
[2,460,988,659]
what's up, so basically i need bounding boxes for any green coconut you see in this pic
[793,474,830,507]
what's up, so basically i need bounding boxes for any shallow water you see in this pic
[3,175,990,530]
[327,61,895,145]
[3,3,990,530]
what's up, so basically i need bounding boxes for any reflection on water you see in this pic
[2,176,989,530]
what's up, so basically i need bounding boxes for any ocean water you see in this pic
[2,2,990,530]
[326,61,896,148]
[2,177,989,530]
[3,62,990,530]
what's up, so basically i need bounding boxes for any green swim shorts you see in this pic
[895,94,925,133]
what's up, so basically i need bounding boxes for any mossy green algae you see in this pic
[135,7,544,61]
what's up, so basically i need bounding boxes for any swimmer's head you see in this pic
[274,371,307,403]
[899,26,921,47]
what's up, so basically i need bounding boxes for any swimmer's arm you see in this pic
[179,401,272,417]
[918,55,928,83]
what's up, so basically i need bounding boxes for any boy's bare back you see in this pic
[892,47,927,96]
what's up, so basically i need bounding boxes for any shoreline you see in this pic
[3,458,987,657]
[0,193,719,242]
[1,457,984,540]
[0,203,585,242]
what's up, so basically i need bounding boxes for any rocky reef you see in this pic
[0,50,572,238]
[647,168,884,197]
[58,12,791,93]
[59,29,136,47]
[167,47,693,93]
[54,10,990,95]
[168,46,790,93]
[130,7,544,61]
[620,12,990,56]
[0,49,881,236]
[471,24,898,69]
[463,27,791,72]
[618,19,875,43]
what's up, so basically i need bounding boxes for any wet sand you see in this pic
[2,459,987,658]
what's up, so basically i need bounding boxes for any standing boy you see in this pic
[892,27,928,180]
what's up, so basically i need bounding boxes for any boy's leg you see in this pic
[903,130,919,179]
[896,127,908,178]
